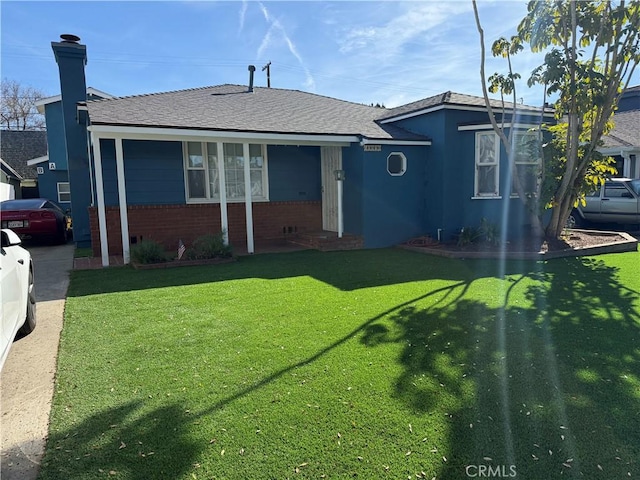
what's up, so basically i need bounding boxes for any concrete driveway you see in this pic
[1,243,74,480]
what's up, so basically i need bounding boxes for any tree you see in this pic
[1,78,46,130]
[471,14,547,237]
[473,0,640,239]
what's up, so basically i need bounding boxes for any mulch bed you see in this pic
[401,229,637,259]
[131,256,236,269]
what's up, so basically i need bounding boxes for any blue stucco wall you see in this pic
[97,141,325,206]
[35,101,71,209]
[343,144,364,236]
[354,145,429,248]
[267,145,321,201]
[99,139,185,206]
[391,110,449,240]
[37,170,70,205]
[618,88,639,112]
[389,108,547,242]
[44,102,68,171]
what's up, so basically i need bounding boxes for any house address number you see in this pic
[363,145,381,152]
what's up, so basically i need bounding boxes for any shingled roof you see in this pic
[376,91,551,122]
[0,130,47,180]
[602,108,640,148]
[86,84,428,142]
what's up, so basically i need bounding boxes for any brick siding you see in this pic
[89,201,322,256]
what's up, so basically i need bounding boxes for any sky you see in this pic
[2,1,638,109]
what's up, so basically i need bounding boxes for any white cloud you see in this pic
[256,2,315,90]
[338,2,472,60]
[238,1,248,33]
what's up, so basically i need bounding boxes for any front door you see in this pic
[321,146,342,232]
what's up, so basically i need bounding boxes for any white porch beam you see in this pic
[91,132,110,267]
[217,141,229,245]
[87,124,355,146]
[115,138,130,264]
[243,143,255,254]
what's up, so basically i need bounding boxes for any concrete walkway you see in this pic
[0,243,74,480]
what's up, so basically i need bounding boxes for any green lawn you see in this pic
[39,249,639,479]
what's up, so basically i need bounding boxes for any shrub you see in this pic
[185,232,232,260]
[479,217,501,246]
[131,240,169,264]
[457,226,481,247]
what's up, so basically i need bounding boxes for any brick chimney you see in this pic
[52,34,91,247]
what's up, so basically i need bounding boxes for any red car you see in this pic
[0,198,71,244]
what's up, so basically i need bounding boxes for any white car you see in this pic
[1,229,36,371]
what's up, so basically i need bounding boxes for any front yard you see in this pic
[39,249,639,479]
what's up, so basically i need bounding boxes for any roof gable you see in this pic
[36,87,113,114]
[376,91,552,123]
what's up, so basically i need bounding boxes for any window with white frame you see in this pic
[511,131,542,197]
[57,182,71,203]
[184,142,268,202]
[475,132,500,197]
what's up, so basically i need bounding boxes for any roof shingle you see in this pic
[602,109,640,148]
[376,91,550,122]
[0,130,47,180]
[86,84,427,141]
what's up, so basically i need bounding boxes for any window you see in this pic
[604,183,633,198]
[475,132,500,197]
[387,152,407,176]
[184,142,268,202]
[511,131,542,197]
[57,182,71,203]
[186,142,206,199]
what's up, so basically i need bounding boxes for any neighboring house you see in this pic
[48,35,554,264]
[600,85,640,179]
[0,158,22,200]
[29,87,112,236]
[0,130,46,200]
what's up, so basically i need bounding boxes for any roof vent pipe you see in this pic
[248,65,256,93]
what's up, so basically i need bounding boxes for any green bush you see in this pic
[131,240,169,264]
[456,226,481,247]
[479,217,501,246]
[456,219,501,247]
[185,232,232,260]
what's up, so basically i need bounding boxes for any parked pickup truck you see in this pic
[568,178,640,228]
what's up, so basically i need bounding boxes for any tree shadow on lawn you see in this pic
[361,256,640,479]
[45,254,637,478]
[68,248,559,297]
[38,401,203,480]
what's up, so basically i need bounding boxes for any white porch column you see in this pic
[115,138,130,264]
[243,142,254,254]
[337,175,344,238]
[90,132,109,267]
[217,141,229,245]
